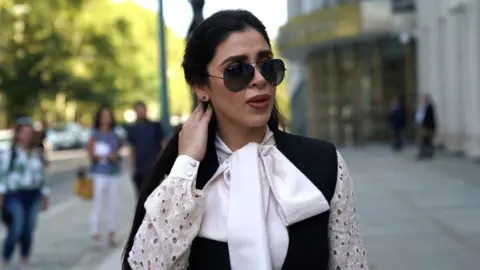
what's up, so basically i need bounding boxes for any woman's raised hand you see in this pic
[178,104,213,161]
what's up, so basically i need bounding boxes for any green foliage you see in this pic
[0,0,290,128]
[0,0,191,127]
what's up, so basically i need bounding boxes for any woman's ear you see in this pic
[193,85,210,102]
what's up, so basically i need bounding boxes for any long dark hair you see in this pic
[121,10,284,269]
[93,106,116,130]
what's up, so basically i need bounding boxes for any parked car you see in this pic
[79,127,91,147]
[45,126,73,151]
[44,122,84,151]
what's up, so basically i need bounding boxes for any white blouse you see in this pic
[128,130,368,270]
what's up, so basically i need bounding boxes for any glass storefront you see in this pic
[279,0,417,145]
[302,37,417,145]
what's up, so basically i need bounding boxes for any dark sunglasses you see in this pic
[210,58,286,92]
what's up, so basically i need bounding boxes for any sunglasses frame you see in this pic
[209,58,286,92]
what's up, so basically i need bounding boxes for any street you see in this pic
[2,147,479,269]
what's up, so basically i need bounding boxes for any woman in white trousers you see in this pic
[87,106,122,249]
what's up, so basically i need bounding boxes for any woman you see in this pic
[123,10,368,270]
[87,106,122,249]
[0,120,49,269]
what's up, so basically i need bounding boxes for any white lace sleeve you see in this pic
[128,155,205,270]
[328,151,368,270]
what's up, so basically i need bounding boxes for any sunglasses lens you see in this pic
[223,63,255,92]
[261,59,286,86]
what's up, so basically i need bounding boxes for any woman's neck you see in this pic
[216,121,267,151]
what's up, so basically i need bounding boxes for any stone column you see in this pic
[416,0,431,103]
[436,14,449,147]
[429,14,445,146]
[456,7,468,154]
[444,12,462,152]
[463,0,480,158]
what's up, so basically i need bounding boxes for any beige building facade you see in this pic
[416,0,480,158]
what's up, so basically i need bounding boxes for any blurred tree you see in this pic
[0,0,191,127]
[0,1,79,123]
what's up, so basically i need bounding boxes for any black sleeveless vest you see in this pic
[188,130,338,270]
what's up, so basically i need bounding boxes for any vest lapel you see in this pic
[273,130,303,170]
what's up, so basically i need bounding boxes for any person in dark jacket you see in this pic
[126,101,166,198]
[416,94,437,159]
[389,96,406,151]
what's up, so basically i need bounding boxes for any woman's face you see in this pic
[100,109,112,127]
[17,125,33,145]
[196,27,276,129]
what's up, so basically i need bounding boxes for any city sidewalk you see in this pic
[65,171,135,270]
[341,146,480,270]
[94,145,480,270]
[0,170,136,270]
[96,244,124,270]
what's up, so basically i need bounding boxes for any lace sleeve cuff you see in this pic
[169,155,200,181]
[128,156,205,270]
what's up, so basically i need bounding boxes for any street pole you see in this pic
[187,0,205,111]
[158,0,171,134]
